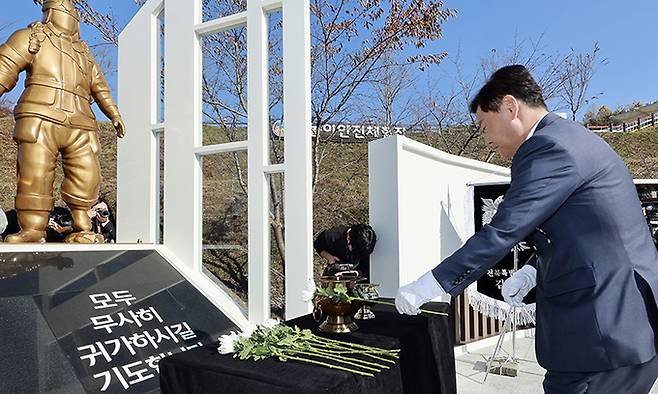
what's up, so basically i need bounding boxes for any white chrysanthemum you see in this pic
[261,318,280,329]
[301,278,317,302]
[239,324,256,339]
[217,331,239,355]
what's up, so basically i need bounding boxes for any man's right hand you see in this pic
[501,264,537,307]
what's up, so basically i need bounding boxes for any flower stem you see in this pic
[312,346,397,362]
[351,297,449,317]
[308,339,398,363]
[312,335,400,356]
[283,355,374,377]
[288,350,382,373]
[307,345,390,369]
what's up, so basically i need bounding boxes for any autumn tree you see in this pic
[583,105,613,126]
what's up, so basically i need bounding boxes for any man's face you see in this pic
[476,103,518,160]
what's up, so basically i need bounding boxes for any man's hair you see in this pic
[469,65,547,113]
[350,224,377,259]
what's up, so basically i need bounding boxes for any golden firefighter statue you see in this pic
[0,0,125,243]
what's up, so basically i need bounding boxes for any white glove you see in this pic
[501,264,537,307]
[395,271,447,315]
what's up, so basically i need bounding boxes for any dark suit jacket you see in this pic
[433,113,658,372]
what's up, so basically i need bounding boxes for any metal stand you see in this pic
[483,249,536,381]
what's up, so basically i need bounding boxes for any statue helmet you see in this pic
[37,0,80,21]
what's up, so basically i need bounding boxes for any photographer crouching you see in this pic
[1,207,72,242]
[88,200,116,243]
[47,207,74,242]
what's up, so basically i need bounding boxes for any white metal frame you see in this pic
[117,0,313,325]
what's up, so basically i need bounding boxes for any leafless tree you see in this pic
[412,47,495,161]
[479,32,571,102]
[415,35,601,164]
[362,51,416,128]
[559,43,606,121]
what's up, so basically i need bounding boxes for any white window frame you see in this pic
[118,0,312,324]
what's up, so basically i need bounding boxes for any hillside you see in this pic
[1,119,657,315]
[2,119,655,228]
[599,125,658,178]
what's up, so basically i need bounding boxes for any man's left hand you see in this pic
[501,264,536,307]
[395,271,447,315]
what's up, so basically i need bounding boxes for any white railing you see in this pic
[588,112,657,133]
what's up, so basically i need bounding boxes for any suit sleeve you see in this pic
[432,135,583,296]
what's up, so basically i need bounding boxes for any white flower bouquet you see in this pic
[218,318,399,377]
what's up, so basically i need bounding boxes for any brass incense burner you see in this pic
[315,274,362,333]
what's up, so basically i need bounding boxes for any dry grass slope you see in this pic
[1,119,656,316]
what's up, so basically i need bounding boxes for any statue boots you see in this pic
[64,208,104,244]
[4,210,48,243]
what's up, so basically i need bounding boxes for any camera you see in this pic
[96,208,110,219]
[51,208,73,227]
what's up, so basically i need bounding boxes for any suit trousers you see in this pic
[543,355,658,394]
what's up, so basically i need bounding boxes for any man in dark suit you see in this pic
[395,65,658,393]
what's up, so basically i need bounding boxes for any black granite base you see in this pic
[0,250,235,393]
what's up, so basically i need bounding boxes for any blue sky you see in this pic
[2,1,657,121]
[434,0,658,115]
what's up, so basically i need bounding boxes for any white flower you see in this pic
[261,318,280,330]
[239,324,256,339]
[217,331,240,355]
[301,278,317,302]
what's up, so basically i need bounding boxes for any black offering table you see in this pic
[159,301,456,394]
